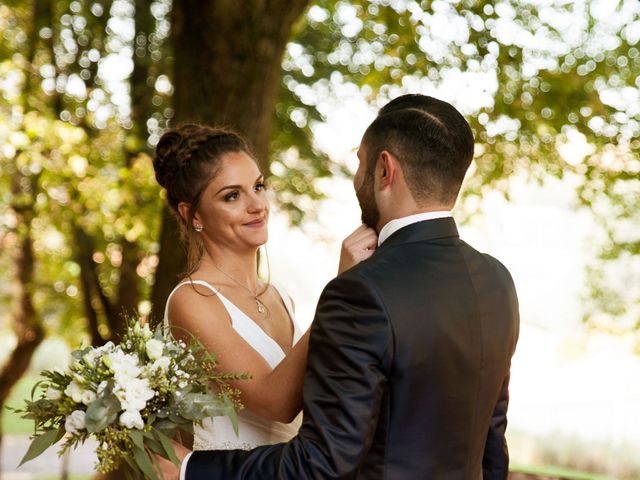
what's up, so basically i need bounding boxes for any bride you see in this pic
[152,123,377,450]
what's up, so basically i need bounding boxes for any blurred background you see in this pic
[1,0,639,479]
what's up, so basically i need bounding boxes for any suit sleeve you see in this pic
[482,369,511,480]
[482,255,519,480]
[186,271,393,480]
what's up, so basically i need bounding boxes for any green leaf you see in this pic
[153,428,180,465]
[142,431,165,456]
[132,446,158,480]
[122,455,141,480]
[85,398,118,433]
[18,426,63,466]
[153,419,178,431]
[29,380,45,401]
[227,405,239,436]
[129,430,145,452]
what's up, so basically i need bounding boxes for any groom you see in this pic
[168,94,520,479]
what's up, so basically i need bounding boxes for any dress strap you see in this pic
[163,279,220,326]
[270,282,302,345]
[270,282,295,316]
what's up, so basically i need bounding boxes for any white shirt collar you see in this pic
[377,211,452,246]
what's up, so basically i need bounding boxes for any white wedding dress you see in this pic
[164,279,303,450]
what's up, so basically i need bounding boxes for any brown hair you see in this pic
[363,94,474,206]
[153,123,255,276]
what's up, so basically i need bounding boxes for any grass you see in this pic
[511,463,611,480]
[3,375,41,435]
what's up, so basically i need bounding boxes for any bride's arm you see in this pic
[168,286,308,423]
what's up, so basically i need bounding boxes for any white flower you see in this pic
[81,390,97,405]
[82,350,98,367]
[65,410,86,435]
[64,381,84,404]
[115,389,127,404]
[107,350,141,380]
[117,377,155,412]
[145,339,164,361]
[99,341,115,353]
[142,323,152,339]
[152,356,170,372]
[96,342,115,365]
[119,410,144,430]
[45,387,62,401]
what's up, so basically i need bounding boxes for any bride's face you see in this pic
[195,151,269,251]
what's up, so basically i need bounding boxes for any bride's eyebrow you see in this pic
[215,174,264,195]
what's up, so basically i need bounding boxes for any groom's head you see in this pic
[355,94,474,230]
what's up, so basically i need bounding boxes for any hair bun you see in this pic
[153,130,184,189]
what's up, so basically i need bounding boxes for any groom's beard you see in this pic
[356,170,380,230]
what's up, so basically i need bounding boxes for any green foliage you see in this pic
[18,424,65,467]
[278,0,640,329]
[0,1,638,356]
[13,319,248,475]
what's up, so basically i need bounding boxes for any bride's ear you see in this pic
[177,202,192,224]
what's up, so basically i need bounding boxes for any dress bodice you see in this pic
[163,279,303,450]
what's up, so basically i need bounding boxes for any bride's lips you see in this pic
[243,218,266,228]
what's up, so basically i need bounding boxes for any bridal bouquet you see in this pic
[15,320,247,479]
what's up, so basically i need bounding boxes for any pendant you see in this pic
[256,299,265,314]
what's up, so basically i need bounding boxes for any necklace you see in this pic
[211,262,267,314]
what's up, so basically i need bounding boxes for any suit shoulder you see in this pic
[481,252,515,283]
[325,264,376,296]
[457,239,514,278]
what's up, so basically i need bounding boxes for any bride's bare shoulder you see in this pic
[167,281,229,330]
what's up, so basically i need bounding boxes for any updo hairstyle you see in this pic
[153,123,255,275]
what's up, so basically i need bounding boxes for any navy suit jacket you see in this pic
[187,218,520,479]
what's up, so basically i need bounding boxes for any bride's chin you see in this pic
[248,235,268,249]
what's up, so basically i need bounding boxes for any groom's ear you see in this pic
[377,150,398,191]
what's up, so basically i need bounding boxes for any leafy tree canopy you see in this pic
[0,0,638,342]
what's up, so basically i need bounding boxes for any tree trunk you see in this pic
[102,0,159,341]
[150,0,310,319]
[0,173,44,477]
[0,0,51,473]
[98,1,157,477]
[73,222,112,346]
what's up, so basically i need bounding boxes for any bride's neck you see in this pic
[199,248,260,287]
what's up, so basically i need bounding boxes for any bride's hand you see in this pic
[338,224,378,274]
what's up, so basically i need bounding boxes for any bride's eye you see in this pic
[224,191,239,201]
[254,182,266,192]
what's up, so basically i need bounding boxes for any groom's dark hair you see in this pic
[363,94,474,205]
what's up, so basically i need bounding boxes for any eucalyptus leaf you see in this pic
[132,445,158,480]
[85,399,118,433]
[129,430,145,452]
[145,437,165,457]
[153,419,178,431]
[143,431,165,456]
[18,426,63,466]
[227,405,239,436]
[147,413,157,425]
[154,428,180,465]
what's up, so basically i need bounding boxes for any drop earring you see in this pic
[194,224,203,232]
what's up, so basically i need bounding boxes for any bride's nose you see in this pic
[247,191,267,213]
